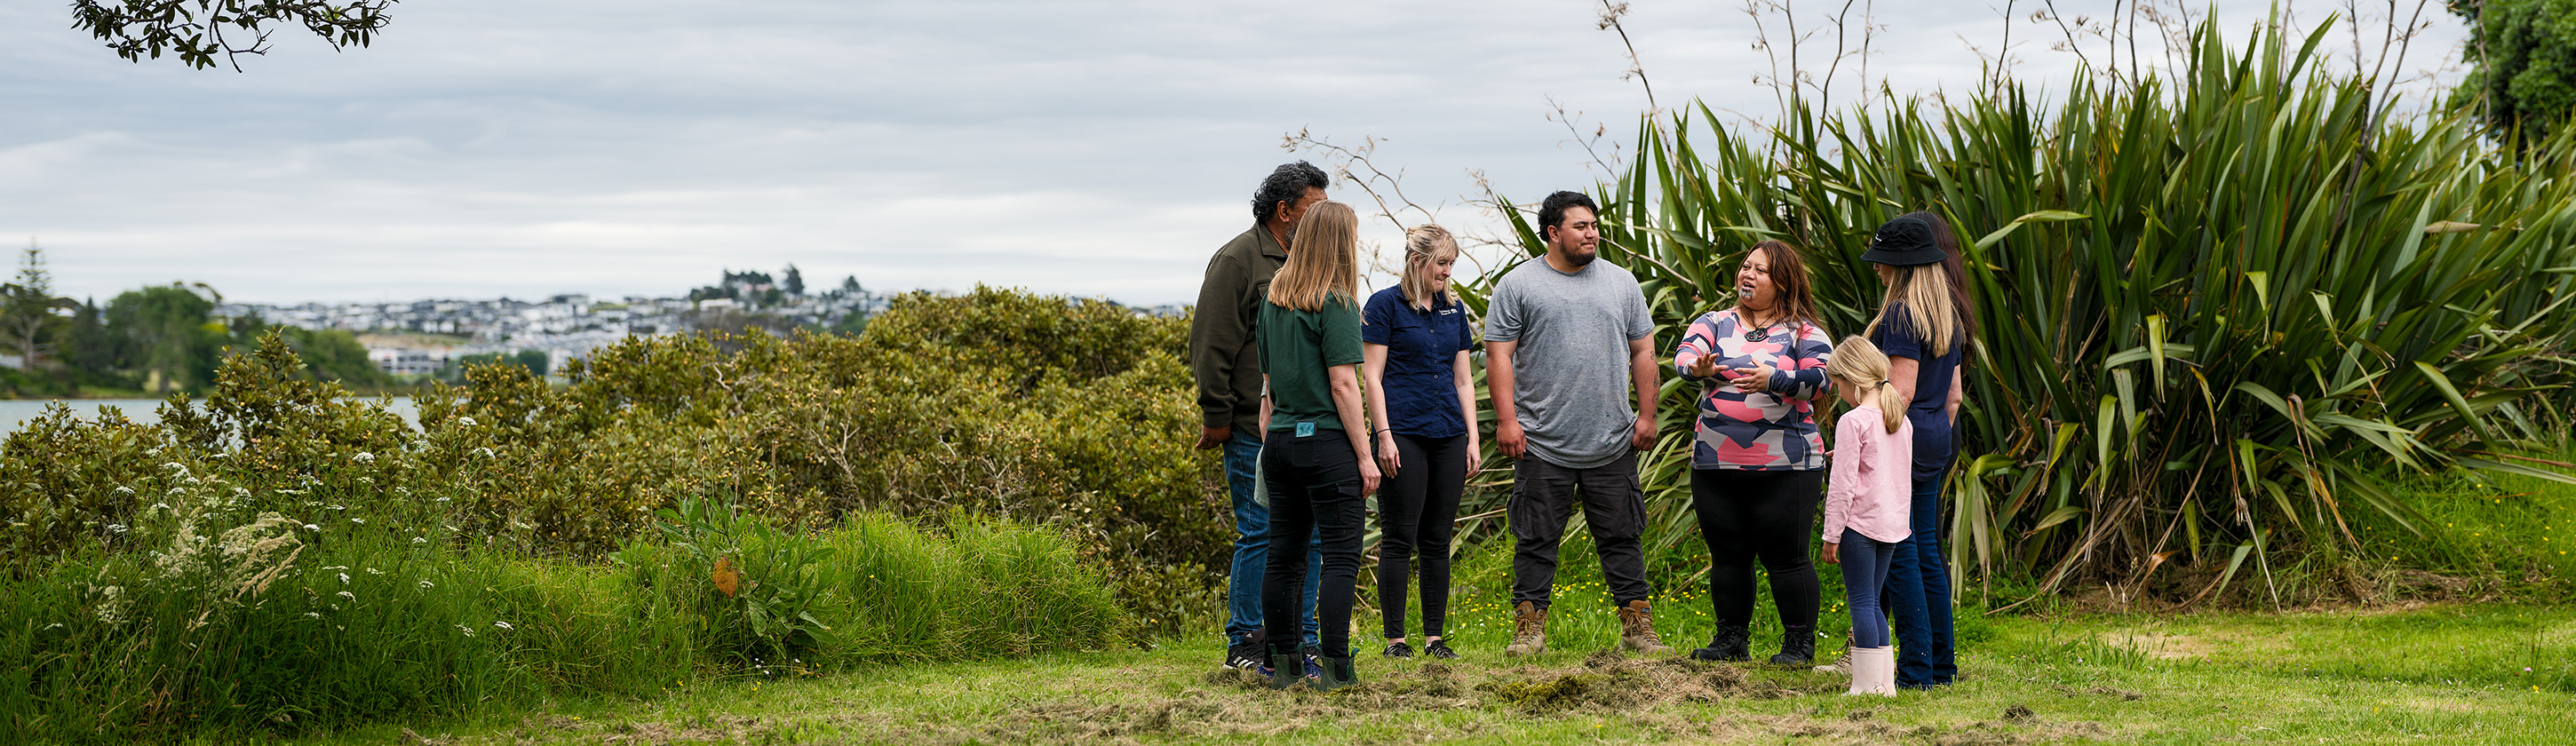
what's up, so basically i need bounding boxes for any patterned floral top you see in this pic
[1673,308,1834,471]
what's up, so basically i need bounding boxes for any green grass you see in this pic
[1,508,1123,743]
[248,602,2576,745]
[2346,441,2576,594]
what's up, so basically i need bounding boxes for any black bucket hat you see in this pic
[1861,216,1946,266]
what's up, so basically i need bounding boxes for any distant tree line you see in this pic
[0,244,390,398]
[687,264,874,338]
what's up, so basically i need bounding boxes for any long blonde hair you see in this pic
[1825,336,1907,434]
[1864,211,1974,358]
[1269,201,1360,312]
[1399,224,1459,312]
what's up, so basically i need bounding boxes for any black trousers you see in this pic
[1690,468,1823,632]
[1261,431,1367,659]
[1376,433,1467,639]
[1509,449,1652,610]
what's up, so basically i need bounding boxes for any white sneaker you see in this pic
[1813,650,1849,675]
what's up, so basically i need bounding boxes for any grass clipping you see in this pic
[985,651,1816,742]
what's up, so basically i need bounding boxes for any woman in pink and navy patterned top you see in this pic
[1671,239,1836,666]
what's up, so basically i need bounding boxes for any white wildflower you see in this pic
[411,536,427,544]
[162,462,187,473]
[304,524,321,532]
[366,567,384,575]
[457,417,478,427]
[418,580,434,589]
[152,503,171,512]
[93,585,127,625]
[305,612,322,619]
[166,488,187,496]
[457,625,477,638]
[114,486,136,496]
[350,518,365,525]
[106,524,128,534]
[493,621,513,631]
[352,451,375,464]
[434,496,452,504]
[471,447,494,458]
[184,476,202,486]
[327,504,346,511]
[336,591,355,601]
[338,573,351,584]
[232,488,250,498]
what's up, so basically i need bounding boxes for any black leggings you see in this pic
[1690,468,1822,632]
[1262,433,1367,659]
[1376,433,1467,639]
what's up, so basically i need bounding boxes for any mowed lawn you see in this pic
[278,603,2576,745]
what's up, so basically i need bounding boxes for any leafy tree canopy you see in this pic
[2452,0,2576,142]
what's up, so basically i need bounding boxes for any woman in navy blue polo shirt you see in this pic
[1361,224,1481,661]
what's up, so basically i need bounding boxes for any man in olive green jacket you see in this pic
[1191,161,1329,671]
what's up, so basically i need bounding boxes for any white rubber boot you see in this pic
[1847,646,1896,696]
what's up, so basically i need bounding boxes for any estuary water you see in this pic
[0,397,419,437]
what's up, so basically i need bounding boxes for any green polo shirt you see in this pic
[1256,293,1364,433]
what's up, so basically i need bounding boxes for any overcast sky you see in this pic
[0,1,2469,306]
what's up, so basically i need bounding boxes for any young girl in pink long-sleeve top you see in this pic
[1821,336,1912,696]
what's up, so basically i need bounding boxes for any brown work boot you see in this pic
[1618,599,1674,656]
[1505,600,1548,658]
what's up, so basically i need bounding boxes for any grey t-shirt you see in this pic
[1483,257,1655,470]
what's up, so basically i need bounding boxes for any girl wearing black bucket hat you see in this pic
[1851,210,1976,689]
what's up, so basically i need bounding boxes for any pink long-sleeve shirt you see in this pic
[1823,405,1912,544]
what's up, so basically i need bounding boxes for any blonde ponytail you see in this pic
[1825,335,1907,434]
[1871,379,1906,434]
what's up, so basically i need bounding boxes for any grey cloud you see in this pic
[0,1,2465,306]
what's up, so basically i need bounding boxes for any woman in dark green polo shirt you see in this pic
[1257,200,1381,691]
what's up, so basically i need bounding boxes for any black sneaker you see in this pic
[1225,639,1265,670]
[1423,639,1459,659]
[1227,628,1269,670]
[1383,641,1414,658]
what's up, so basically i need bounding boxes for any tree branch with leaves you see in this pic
[71,0,397,71]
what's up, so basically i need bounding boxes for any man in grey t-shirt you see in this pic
[1484,190,1672,658]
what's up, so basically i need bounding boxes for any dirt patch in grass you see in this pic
[1470,649,1806,712]
[422,655,2102,745]
[2106,631,2213,661]
[954,652,1849,743]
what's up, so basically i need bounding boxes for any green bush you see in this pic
[0,286,1193,741]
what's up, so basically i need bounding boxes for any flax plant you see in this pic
[1459,16,2576,606]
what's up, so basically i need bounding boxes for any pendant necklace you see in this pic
[1741,310,1770,342]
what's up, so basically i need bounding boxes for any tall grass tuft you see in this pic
[0,500,1120,742]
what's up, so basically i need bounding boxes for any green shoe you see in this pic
[1267,652,1303,690]
[1316,655,1359,692]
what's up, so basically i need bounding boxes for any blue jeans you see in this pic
[1882,461,1957,686]
[1227,431,1320,648]
[1836,528,1899,649]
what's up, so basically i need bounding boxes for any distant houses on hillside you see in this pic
[210,275,1184,380]
[217,274,890,379]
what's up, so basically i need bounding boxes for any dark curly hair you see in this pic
[1537,190,1599,231]
[1252,161,1331,223]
